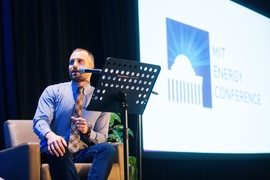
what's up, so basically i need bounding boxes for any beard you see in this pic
[70,72,90,83]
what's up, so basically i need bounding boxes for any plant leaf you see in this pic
[113,129,123,142]
[128,129,134,137]
[129,156,137,180]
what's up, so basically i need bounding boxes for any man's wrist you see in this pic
[44,131,52,140]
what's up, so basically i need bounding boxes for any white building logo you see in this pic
[168,54,203,106]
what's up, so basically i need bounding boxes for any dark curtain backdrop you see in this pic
[1,1,270,180]
[0,0,139,150]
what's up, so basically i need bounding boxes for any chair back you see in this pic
[4,120,40,148]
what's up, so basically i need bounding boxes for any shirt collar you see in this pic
[71,81,91,95]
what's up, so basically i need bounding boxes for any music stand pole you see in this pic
[119,92,130,180]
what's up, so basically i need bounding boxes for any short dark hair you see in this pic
[73,48,95,65]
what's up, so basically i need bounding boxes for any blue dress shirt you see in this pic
[33,81,110,152]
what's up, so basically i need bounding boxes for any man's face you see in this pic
[69,50,94,83]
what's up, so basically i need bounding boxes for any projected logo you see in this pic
[166,18,212,108]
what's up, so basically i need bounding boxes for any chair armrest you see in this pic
[111,142,124,180]
[0,142,41,180]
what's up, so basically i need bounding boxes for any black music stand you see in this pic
[87,57,161,180]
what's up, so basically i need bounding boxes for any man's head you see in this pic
[69,48,95,85]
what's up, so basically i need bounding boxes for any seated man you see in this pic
[33,48,116,180]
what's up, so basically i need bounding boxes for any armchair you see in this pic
[0,120,124,180]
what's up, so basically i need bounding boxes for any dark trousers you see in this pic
[42,142,117,180]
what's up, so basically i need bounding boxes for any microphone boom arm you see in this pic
[79,67,102,74]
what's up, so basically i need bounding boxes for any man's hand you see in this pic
[45,131,67,157]
[71,116,88,134]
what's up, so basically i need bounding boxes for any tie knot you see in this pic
[77,87,83,94]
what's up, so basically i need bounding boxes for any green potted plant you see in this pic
[108,112,138,180]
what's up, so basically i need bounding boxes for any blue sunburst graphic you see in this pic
[166,18,212,108]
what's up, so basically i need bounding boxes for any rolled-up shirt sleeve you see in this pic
[89,111,111,144]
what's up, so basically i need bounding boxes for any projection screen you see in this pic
[138,0,270,155]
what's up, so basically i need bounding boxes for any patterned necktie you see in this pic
[68,87,83,153]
